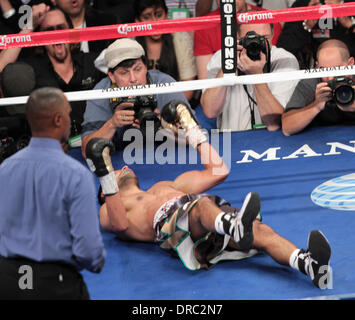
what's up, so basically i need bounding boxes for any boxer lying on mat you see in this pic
[85,100,332,289]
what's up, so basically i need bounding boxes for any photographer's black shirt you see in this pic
[285,77,355,129]
[21,51,105,136]
[277,0,355,69]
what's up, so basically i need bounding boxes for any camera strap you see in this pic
[242,39,271,130]
[243,84,257,129]
[266,39,271,74]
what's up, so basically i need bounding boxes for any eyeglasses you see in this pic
[41,24,68,32]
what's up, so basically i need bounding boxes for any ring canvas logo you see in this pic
[311,173,355,212]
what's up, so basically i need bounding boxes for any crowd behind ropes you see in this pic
[0,0,354,154]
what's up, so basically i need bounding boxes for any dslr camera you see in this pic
[113,95,161,136]
[239,31,267,61]
[327,77,354,108]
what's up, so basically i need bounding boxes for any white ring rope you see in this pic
[0,65,354,106]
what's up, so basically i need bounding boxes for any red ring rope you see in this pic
[0,3,354,50]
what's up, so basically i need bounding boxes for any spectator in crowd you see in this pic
[49,0,118,57]
[0,5,106,136]
[0,0,52,34]
[201,22,299,132]
[90,0,135,23]
[81,38,190,156]
[132,0,197,103]
[193,0,282,80]
[282,39,355,136]
[195,0,218,17]
[0,87,106,300]
[277,0,355,69]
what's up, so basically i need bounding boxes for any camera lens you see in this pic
[139,115,161,136]
[334,85,354,107]
[239,31,265,61]
[247,42,262,60]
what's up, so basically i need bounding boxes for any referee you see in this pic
[0,87,106,300]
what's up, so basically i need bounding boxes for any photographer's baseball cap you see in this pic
[105,38,145,70]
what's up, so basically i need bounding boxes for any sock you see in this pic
[214,211,237,237]
[289,248,301,271]
[289,248,311,276]
[214,212,226,235]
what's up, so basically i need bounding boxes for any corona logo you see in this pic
[238,12,273,24]
[117,23,153,35]
[0,34,32,48]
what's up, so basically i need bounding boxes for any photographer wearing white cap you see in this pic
[81,38,190,157]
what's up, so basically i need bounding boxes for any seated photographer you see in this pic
[81,38,190,157]
[200,22,299,132]
[193,1,282,80]
[282,39,355,136]
[277,0,355,69]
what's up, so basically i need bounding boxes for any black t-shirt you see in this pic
[277,0,355,67]
[285,77,355,128]
[22,50,105,136]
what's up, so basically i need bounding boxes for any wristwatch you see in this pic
[3,8,16,19]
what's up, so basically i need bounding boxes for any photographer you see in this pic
[200,22,299,132]
[81,38,190,157]
[277,0,355,69]
[282,39,355,136]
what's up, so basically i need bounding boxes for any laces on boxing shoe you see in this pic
[233,192,261,251]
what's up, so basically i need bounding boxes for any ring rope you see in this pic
[1,65,354,106]
[0,3,354,50]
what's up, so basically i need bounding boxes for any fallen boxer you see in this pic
[85,100,332,289]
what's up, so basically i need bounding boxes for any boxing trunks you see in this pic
[153,194,261,270]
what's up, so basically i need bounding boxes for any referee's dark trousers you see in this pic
[0,257,90,300]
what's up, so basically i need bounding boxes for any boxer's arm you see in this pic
[86,138,129,232]
[172,141,229,194]
[161,100,229,194]
[100,195,128,233]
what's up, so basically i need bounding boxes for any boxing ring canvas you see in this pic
[72,124,355,300]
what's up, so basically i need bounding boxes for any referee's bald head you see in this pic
[26,87,70,135]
